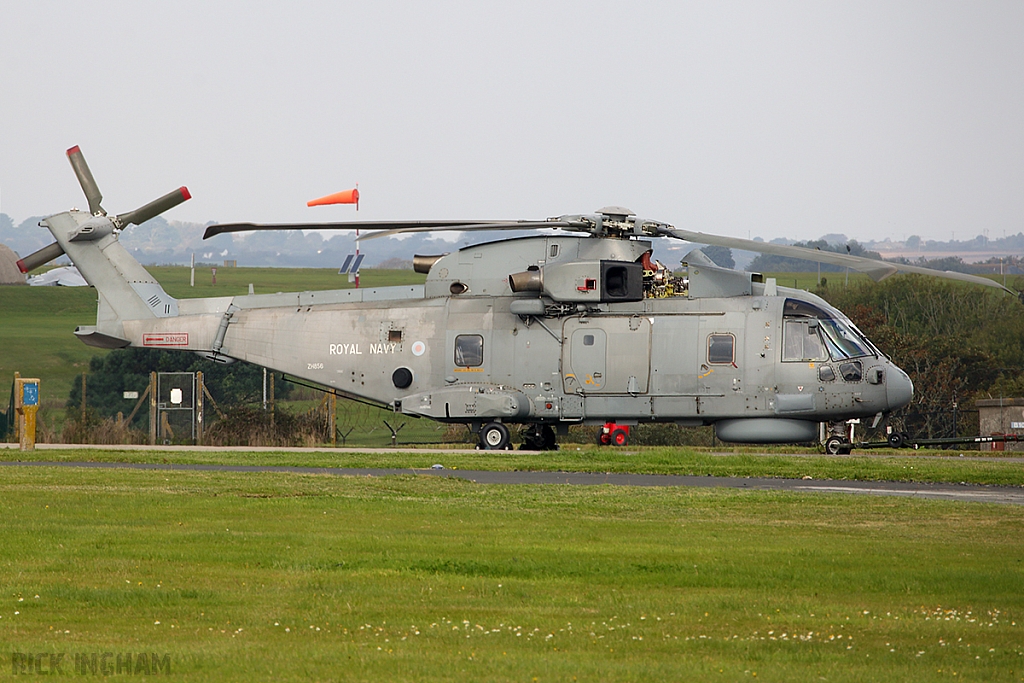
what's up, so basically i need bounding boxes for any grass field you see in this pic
[5,445,1024,487]
[145,265,426,300]
[1,463,1022,681]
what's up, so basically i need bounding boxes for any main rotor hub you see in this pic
[547,207,674,240]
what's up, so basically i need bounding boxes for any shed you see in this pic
[976,398,1024,451]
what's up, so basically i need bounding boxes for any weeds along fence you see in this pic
[19,378,448,448]
[3,371,989,448]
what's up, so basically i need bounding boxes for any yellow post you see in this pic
[15,377,40,451]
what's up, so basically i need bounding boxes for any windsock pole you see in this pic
[307,185,361,287]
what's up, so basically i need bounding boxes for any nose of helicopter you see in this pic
[886,365,914,411]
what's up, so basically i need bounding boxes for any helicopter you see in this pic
[17,146,1020,452]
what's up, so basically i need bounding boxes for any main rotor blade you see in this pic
[203,220,507,241]
[66,146,104,216]
[662,227,1017,295]
[355,221,580,241]
[115,187,191,227]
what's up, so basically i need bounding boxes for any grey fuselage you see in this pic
[46,208,912,444]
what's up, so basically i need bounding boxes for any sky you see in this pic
[2,1,1023,245]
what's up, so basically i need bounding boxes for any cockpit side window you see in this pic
[454,334,483,367]
[782,319,828,362]
[839,361,863,382]
[783,298,874,361]
[818,319,871,360]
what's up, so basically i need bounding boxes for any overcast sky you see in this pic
[2,1,1022,245]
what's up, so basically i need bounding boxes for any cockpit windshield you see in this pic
[783,298,875,360]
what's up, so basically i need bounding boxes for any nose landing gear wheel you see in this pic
[824,436,849,455]
[480,422,511,450]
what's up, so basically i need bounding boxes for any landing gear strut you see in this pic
[823,421,853,455]
[520,424,558,451]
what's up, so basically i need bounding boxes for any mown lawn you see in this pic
[5,445,1024,487]
[1,466,1022,681]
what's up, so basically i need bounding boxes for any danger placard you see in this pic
[143,333,189,347]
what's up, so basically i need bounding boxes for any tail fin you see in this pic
[42,210,179,348]
[29,146,190,349]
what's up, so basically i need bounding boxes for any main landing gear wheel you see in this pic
[479,422,511,450]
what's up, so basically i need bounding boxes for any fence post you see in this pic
[196,371,204,446]
[12,371,20,442]
[329,392,337,447]
[149,371,157,446]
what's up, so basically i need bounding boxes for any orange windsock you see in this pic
[307,188,360,209]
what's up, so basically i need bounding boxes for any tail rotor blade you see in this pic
[16,242,66,273]
[115,187,191,228]
[66,146,105,216]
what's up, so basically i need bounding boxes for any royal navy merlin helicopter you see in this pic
[18,147,1019,452]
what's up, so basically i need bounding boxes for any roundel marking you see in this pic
[411,341,426,357]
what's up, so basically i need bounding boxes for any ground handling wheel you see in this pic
[598,422,630,446]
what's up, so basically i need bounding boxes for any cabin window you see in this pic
[707,333,735,364]
[454,334,484,367]
[783,319,827,362]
